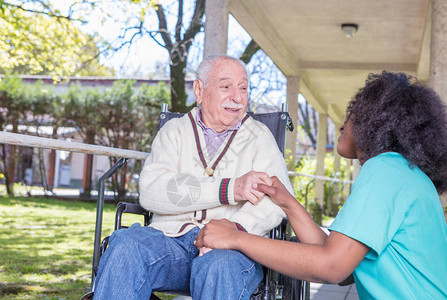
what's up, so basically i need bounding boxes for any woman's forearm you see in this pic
[232,230,336,283]
[195,220,368,284]
[281,199,328,245]
[254,178,328,245]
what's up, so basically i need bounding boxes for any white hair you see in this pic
[195,55,249,87]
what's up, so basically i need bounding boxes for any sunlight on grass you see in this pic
[0,196,150,299]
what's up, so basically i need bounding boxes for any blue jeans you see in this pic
[93,223,263,300]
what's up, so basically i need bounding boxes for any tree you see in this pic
[61,85,104,196]
[150,1,261,112]
[93,80,168,201]
[0,75,60,195]
[0,75,25,195]
[0,75,169,197]
[0,1,114,195]
[0,3,114,76]
[150,0,204,112]
[1,0,263,112]
[22,81,61,194]
[60,81,167,198]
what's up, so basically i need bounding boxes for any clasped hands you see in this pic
[233,170,272,205]
[196,174,292,255]
[196,171,270,256]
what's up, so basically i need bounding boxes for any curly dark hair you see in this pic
[347,71,447,194]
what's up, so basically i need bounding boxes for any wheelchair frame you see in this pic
[89,103,310,300]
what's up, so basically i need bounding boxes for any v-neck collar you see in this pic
[187,110,250,176]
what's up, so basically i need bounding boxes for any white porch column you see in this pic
[430,0,447,97]
[331,127,341,213]
[352,160,361,180]
[430,0,447,218]
[285,76,299,169]
[203,0,229,57]
[333,127,341,178]
[345,159,353,196]
[315,113,328,207]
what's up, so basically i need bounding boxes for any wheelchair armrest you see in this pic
[115,202,152,230]
[269,218,289,240]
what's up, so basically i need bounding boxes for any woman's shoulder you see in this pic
[365,152,407,168]
[356,152,409,184]
[363,152,431,186]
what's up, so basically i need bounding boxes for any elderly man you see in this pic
[91,55,293,300]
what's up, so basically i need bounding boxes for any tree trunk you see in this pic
[6,119,19,195]
[170,59,188,113]
[47,127,58,192]
[38,148,49,197]
[2,145,12,196]
[48,149,56,191]
[82,130,96,198]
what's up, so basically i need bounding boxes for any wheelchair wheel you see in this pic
[282,275,302,300]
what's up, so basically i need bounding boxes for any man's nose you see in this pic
[230,87,242,102]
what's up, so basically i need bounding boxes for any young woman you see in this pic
[195,71,447,299]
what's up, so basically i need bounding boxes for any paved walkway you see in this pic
[172,283,358,300]
[310,282,358,300]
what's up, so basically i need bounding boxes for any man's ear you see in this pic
[193,79,203,104]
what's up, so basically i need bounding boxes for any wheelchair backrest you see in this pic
[158,110,293,155]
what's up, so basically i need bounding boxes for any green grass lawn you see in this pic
[0,196,174,299]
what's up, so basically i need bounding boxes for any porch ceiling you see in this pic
[229,0,431,124]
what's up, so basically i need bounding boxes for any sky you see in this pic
[52,0,252,78]
[49,0,298,108]
[51,0,172,77]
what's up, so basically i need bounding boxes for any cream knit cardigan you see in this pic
[139,107,293,237]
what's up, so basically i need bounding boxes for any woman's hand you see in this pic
[254,176,296,210]
[259,177,329,245]
[194,219,242,251]
[234,171,273,205]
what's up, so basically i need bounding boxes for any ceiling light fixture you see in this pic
[341,23,358,38]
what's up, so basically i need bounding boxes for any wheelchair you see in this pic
[85,103,310,300]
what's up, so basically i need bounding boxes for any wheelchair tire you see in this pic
[282,275,302,300]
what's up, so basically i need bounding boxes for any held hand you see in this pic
[254,176,295,209]
[194,219,241,250]
[234,171,273,205]
[198,246,213,256]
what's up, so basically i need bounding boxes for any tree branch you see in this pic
[183,0,205,43]
[154,4,173,51]
[2,1,86,23]
[111,26,144,52]
[239,39,260,64]
[175,0,183,42]
[148,30,169,48]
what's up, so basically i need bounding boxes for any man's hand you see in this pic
[234,171,272,205]
[198,246,213,256]
[195,219,241,251]
[254,176,295,209]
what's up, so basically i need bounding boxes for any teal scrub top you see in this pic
[329,152,447,299]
